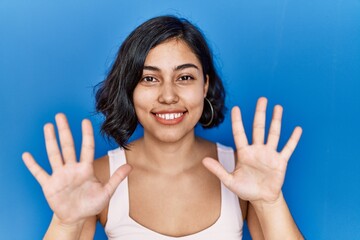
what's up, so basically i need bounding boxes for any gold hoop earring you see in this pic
[202,97,214,127]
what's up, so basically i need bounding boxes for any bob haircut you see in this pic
[95,15,226,149]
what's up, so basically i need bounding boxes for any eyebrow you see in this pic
[143,63,199,72]
[175,63,199,71]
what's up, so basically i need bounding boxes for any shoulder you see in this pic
[196,137,236,153]
[219,143,239,164]
[214,144,248,219]
[93,147,126,183]
[216,142,234,152]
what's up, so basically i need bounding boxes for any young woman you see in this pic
[22,16,304,239]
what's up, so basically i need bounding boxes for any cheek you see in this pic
[133,87,155,111]
[181,87,205,110]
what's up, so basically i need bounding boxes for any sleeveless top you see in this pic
[105,143,243,239]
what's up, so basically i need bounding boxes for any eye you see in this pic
[142,76,156,82]
[178,75,194,81]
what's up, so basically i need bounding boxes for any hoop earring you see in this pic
[202,97,214,127]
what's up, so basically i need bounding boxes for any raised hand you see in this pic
[203,97,302,204]
[22,114,132,225]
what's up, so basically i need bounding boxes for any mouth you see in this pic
[155,112,184,120]
[151,111,187,125]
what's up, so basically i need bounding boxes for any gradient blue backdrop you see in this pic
[1,1,359,239]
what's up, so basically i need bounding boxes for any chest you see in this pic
[128,168,221,237]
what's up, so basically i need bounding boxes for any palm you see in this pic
[231,145,286,202]
[203,97,302,204]
[42,162,108,223]
[22,114,131,224]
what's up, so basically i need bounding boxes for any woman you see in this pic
[22,16,304,239]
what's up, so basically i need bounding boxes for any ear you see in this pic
[204,74,209,97]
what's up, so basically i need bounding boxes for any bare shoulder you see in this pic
[93,155,110,186]
[196,137,218,158]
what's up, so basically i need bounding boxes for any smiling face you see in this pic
[133,39,209,144]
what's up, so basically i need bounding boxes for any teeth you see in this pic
[156,113,183,120]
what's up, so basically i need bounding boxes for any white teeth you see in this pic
[156,112,183,120]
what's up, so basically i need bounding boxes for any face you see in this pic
[133,39,209,143]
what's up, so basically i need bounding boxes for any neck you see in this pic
[135,131,202,174]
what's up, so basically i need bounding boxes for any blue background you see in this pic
[1,0,359,239]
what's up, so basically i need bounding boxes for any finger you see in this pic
[104,164,132,198]
[22,152,50,186]
[267,105,283,150]
[55,113,76,163]
[44,123,64,170]
[280,126,303,162]
[253,97,268,144]
[202,157,233,188]
[80,119,95,163]
[231,106,249,150]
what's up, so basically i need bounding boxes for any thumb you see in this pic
[104,164,132,198]
[202,157,233,188]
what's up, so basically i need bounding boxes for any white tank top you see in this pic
[105,143,243,239]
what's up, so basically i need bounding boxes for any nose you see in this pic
[158,81,179,104]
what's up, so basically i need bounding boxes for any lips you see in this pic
[152,110,187,125]
[156,112,184,120]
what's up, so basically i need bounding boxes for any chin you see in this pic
[157,132,188,143]
[146,127,194,144]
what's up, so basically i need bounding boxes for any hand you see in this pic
[22,114,132,225]
[203,97,302,205]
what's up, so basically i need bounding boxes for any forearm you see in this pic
[44,215,84,240]
[251,192,303,240]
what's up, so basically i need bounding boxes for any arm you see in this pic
[240,199,265,239]
[22,113,131,239]
[250,193,302,239]
[247,203,265,240]
[43,215,84,240]
[43,215,97,240]
[203,97,303,239]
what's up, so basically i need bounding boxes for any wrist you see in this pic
[44,214,85,240]
[249,193,304,239]
[250,191,285,212]
[52,214,86,229]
